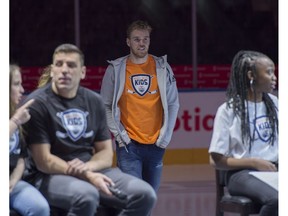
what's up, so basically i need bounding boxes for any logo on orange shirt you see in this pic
[129,74,157,96]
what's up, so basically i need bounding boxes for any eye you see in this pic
[144,37,149,42]
[13,81,21,87]
[133,38,140,43]
[67,62,77,68]
[55,61,63,67]
[267,69,274,75]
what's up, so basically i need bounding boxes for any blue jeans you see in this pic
[116,140,165,192]
[10,180,50,216]
[227,170,278,216]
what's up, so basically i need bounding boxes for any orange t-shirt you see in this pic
[118,55,163,144]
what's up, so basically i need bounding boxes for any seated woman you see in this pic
[209,50,278,216]
[9,64,50,216]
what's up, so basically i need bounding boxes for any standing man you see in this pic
[23,43,157,216]
[100,20,179,192]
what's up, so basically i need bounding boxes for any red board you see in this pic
[21,65,278,92]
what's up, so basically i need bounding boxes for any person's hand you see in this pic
[9,178,18,193]
[252,158,277,171]
[11,99,35,126]
[85,172,114,196]
[66,158,89,177]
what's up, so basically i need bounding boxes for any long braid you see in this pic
[263,93,278,144]
[226,51,253,147]
[226,50,278,150]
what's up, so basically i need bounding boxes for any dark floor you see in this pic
[152,165,259,216]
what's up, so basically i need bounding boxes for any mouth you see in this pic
[59,77,71,82]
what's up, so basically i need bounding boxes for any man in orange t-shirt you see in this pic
[101,20,179,193]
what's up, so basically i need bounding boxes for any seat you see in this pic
[10,209,21,216]
[50,194,123,216]
[215,169,261,216]
[50,206,120,216]
[11,206,119,216]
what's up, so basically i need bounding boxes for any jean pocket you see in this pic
[154,144,165,152]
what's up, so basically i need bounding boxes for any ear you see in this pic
[126,38,131,47]
[247,70,254,81]
[81,66,86,80]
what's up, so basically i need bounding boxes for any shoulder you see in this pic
[151,55,175,78]
[216,102,234,118]
[216,102,228,113]
[79,87,103,101]
[25,84,50,103]
[151,54,168,65]
[107,55,129,66]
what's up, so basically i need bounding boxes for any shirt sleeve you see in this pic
[208,103,232,155]
[23,98,51,146]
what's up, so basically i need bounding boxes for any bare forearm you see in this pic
[85,140,114,171]
[220,157,256,170]
[10,158,25,182]
[31,144,69,174]
[210,153,277,171]
[86,150,113,171]
[35,154,69,174]
[210,152,256,170]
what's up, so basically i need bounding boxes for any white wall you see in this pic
[169,91,225,149]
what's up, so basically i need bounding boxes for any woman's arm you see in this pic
[9,99,35,137]
[9,157,25,193]
[210,152,277,171]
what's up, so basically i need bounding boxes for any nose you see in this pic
[20,84,24,93]
[139,39,147,46]
[61,64,69,73]
[139,40,144,46]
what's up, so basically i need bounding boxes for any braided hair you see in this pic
[226,50,278,150]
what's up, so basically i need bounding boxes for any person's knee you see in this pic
[138,182,157,208]
[28,201,50,216]
[267,196,278,209]
[260,196,278,216]
[36,204,50,216]
[146,186,157,207]
[72,186,100,208]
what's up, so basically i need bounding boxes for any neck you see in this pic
[51,83,77,99]
[247,90,263,102]
[128,54,148,64]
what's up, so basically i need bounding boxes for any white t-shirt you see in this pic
[209,94,278,162]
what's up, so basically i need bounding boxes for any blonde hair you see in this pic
[10,64,24,137]
[9,64,20,118]
[126,20,152,38]
[38,65,52,88]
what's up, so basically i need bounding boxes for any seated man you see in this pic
[23,43,157,216]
